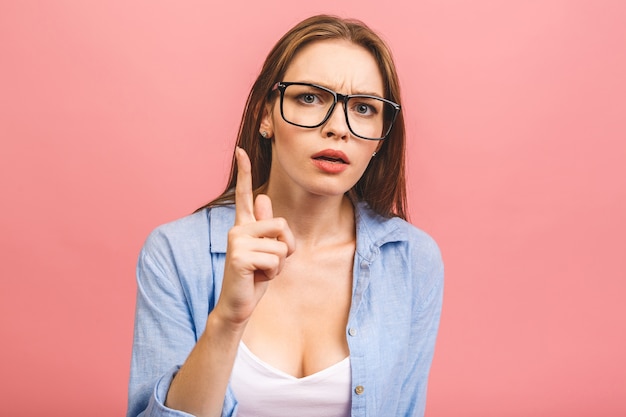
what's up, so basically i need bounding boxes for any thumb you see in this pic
[253,194,274,221]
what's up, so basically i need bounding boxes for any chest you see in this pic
[242,243,355,378]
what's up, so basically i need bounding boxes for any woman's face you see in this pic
[261,39,384,200]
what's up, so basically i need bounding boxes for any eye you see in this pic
[296,93,322,105]
[351,101,378,116]
[355,103,373,115]
[301,94,316,104]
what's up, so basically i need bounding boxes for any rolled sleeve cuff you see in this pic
[147,365,238,417]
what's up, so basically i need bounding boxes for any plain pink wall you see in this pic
[1,1,624,416]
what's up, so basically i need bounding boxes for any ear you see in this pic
[259,101,274,139]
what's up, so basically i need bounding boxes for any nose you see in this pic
[321,101,350,140]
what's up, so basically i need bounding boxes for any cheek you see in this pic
[363,142,379,159]
[351,148,374,175]
[273,126,298,153]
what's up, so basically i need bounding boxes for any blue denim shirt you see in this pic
[128,202,443,417]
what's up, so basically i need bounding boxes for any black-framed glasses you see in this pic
[271,82,401,141]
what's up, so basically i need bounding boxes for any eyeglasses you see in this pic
[271,82,401,141]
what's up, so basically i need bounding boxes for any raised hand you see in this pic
[214,147,295,328]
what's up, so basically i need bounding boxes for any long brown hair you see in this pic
[198,15,407,219]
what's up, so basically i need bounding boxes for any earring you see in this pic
[372,151,377,157]
[260,131,268,138]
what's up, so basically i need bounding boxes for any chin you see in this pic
[305,182,354,198]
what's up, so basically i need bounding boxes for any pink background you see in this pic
[1,1,625,416]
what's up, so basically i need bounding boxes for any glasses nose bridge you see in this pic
[317,90,350,139]
[335,91,350,103]
[335,92,352,112]
[325,91,350,123]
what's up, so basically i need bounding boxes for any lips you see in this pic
[310,149,350,174]
[311,149,350,164]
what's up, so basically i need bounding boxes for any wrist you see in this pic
[206,307,248,340]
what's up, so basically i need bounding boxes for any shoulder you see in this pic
[383,215,443,276]
[141,205,235,262]
[356,202,443,300]
[355,201,441,260]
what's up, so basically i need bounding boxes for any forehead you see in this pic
[283,39,384,95]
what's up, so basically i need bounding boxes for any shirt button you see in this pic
[348,328,357,336]
[355,385,365,395]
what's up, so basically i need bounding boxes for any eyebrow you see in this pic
[297,80,384,97]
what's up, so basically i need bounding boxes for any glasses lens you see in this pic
[345,96,395,140]
[281,83,396,140]
[282,84,334,128]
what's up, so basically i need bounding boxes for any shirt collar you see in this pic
[353,201,407,262]
[207,201,407,257]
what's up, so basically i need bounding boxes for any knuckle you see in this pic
[275,217,288,229]
[227,228,248,248]
[270,254,281,269]
[227,228,240,240]
[278,241,289,256]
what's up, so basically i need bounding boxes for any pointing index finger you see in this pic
[235,147,256,225]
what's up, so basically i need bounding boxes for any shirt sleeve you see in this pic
[126,229,237,417]
[401,238,445,417]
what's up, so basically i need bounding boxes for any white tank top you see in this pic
[230,342,352,417]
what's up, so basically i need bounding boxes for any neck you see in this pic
[264,186,356,248]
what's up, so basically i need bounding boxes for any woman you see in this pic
[128,15,443,417]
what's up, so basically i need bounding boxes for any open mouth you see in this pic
[311,149,350,165]
[314,155,347,164]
